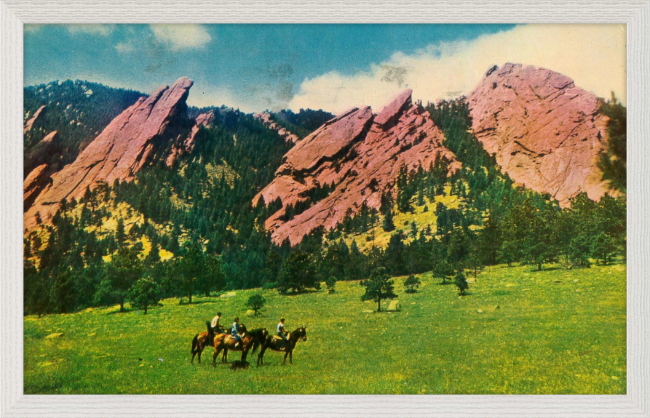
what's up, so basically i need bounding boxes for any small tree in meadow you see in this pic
[454,271,469,296]
[245,293,266,316]
[404,274,421,293]
[432,260,455,284]
[128,277,161,314]
[326,276,337,294]
[361,267,397,312]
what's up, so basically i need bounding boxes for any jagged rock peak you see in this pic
[255,89,460,245]
[468,63,609,206]
[374,89,413,127]
[24,77,194,230]
[24,105,46,134]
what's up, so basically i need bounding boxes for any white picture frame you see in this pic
[1,1,648,416]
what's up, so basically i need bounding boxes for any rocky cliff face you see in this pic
[24,105,46,134]
[468,63,610,206]
[256,89,460,245]
[24,77,195,230]
[254,111,299,144]
[166,110,215,167]
[24,131,62,178]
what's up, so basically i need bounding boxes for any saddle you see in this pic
[271,335,288,349]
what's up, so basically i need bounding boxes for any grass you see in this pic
[23,262,626,394]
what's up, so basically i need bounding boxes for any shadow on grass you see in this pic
[229,360,250,370]
[107,308,132,315]
[178,300,217,306]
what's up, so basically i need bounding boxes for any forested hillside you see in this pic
[23,82,626,317]
[23,80,143,175]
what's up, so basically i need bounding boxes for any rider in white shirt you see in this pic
[277,318,288,348]
[211,312,222,334]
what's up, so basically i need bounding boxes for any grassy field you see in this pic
[24,262,626,394]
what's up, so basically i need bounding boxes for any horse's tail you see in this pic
[191,334,199,354]
[251,338,261,354]
[251,331,266,355]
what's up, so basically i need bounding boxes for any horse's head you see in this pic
[239,323,248,334]
[298,326,307,342]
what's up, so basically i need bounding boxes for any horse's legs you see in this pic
[222,349,228,363]
[212,347,221,368]
[257,346,266,366]
[197,347,202,364]
[191,350,196,365]
[283,351,288,365]
[289,350,293,365]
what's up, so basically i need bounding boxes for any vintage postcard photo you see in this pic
[22,24,626,394]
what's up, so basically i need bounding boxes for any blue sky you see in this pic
[24,24,626,113]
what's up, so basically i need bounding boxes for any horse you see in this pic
[257,327,307,366]
[191,321,223,364]
[212,325,268,367]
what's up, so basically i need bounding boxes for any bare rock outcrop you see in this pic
[256,89,460,245]
[24,131,61,178]
[468,63,610,206]
[24,105,46,134]
[24,77,194,230]
[23,164,50,212]
[254,111,300,144]
[166,110,215,166]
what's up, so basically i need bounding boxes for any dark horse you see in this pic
[212,325,268,367]
[257,327,307,366]
[191,321,222,364]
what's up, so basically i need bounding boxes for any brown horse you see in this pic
[257,327,307,366]
[191,321,223,364]
[212,326,268,367]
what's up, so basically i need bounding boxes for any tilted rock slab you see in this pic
[24,131,61,178]
[255,89,460,245]
[166,110,215,167]
[23,164,50,212]
[24,105,46,134]
[254,111,300,144]
[24,77,194,230]
[468,63,610,206]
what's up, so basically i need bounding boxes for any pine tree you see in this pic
[360,267,397,312]
[382,209,395,232]
[128,277,161,314]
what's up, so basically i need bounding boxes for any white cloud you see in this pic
[66,24,115,36]
[149,24,212,51]
[289,24,626,114]
[114,42,135,54]
[186,84,258,113]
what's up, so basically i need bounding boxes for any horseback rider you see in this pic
[277,317,288,348]
[231,317,243,348]
[211,312,222,334]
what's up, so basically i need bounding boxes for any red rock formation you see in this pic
[23,164,50,212]
[468,63,610,206]
[256,89,460,245]
[24,131,60,178]
[254,111,300,144]
[24,105,46,134]
[166,110,215,167]
[24,77,194,230]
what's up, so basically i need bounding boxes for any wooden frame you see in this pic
[1,1,648,416]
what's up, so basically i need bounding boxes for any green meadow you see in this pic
[24,262,626,394]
